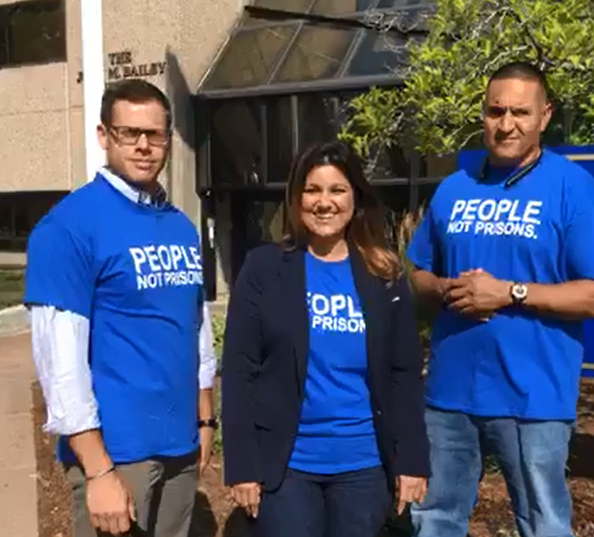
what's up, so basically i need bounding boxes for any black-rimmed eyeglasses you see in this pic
[108,126,171,147]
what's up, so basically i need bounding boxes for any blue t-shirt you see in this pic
[24,173,204,463]
[288,253,380,474]
[407,150,594,420]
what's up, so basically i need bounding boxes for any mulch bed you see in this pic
[33,380,594,537]
[33,382,72,537]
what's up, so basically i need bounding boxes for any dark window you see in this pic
[274,26,358,83]
[228,191,285,283]
[297,94,338,149]
[203,25,297,90]
[204,91,441,191]
[0,191,67,252]
[310,0,378,14]
[0,20,8,64]
[376,184,410,215]
[0,198,13,250]
[0,0,65,68]
[266,97,294,183]
[417,182,439,208]
[210,100,264,186]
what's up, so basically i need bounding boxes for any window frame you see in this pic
[197,89,451,196]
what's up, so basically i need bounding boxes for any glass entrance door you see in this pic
[229,190,285,283]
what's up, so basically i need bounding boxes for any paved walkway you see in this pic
[0,332,38,537]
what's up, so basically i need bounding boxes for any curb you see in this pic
[0,305,30,337]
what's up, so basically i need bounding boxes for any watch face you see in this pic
[513,284,528,300]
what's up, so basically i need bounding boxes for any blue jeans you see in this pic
[253,466,392,537]
[411,407,573,537]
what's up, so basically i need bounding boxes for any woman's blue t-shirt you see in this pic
[288,253,380,474]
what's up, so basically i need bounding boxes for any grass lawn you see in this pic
[0,269,24,309]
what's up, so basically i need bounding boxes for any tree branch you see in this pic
[506,6,551,69]
[481,45,531,74]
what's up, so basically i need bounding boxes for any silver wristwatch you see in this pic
[510,282,528,306]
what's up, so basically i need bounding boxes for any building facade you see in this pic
[0,0,247,274]
[195,0,451,300]
[0,0,448,301]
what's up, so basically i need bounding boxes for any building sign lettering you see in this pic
[107,50,166,81]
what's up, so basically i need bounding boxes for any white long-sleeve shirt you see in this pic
[29,168,217,437]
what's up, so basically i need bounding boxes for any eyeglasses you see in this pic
[108,125,171,147]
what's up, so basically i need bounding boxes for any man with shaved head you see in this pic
[407,62,594,537]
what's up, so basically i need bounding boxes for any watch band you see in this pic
[198,417,219,429]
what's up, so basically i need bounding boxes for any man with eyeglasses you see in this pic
[24,79,217,537]
[407,62,594,537]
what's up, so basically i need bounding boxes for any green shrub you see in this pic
[209,311,226,454]
[211,311,225,363]
[0,269,25,309]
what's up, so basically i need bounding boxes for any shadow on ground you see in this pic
[569,432,594,479]
[189,491,219,537]
[221,507,253,537]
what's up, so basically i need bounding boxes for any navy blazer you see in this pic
[221,243,429,492]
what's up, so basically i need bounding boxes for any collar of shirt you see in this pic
[99,167,167,208]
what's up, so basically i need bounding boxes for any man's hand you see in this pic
[199,426,214,477]
[86,470,136,535]
[230,482,262,518]
[445,269,511,318]
[395,475,427,514]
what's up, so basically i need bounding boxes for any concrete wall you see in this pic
[98,0,245,223]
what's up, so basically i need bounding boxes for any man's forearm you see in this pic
[410,270,447,308]
[523,280,594,319]
[199,388,214,419]
[68,430,113,477]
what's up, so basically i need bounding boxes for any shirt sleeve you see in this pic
[30,305,100,435]
[24,219,95,318]
[198,302,217,389]
[562,168,594,280]
[406,202,442,275]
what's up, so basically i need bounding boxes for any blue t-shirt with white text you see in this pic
[407,150,594,420]
[24,173,204,463]
[288,253,380,474]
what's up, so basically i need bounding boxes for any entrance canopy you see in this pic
[198,0,434,99]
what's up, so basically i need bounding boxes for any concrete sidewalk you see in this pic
[0,332,38,537]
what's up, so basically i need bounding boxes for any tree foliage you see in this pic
[340,0,594,161]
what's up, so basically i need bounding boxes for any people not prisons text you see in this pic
[308,292,366,333]
[447,198,542,239]
[129,245,202,290]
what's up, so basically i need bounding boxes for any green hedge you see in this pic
[0,269,24,309]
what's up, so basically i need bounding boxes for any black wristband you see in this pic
[198,418,219,430]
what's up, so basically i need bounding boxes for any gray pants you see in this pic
[65,451,198,537]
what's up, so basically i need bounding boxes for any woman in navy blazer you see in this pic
[221,141,429,537]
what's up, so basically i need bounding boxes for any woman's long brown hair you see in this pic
[283,141,401,281]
